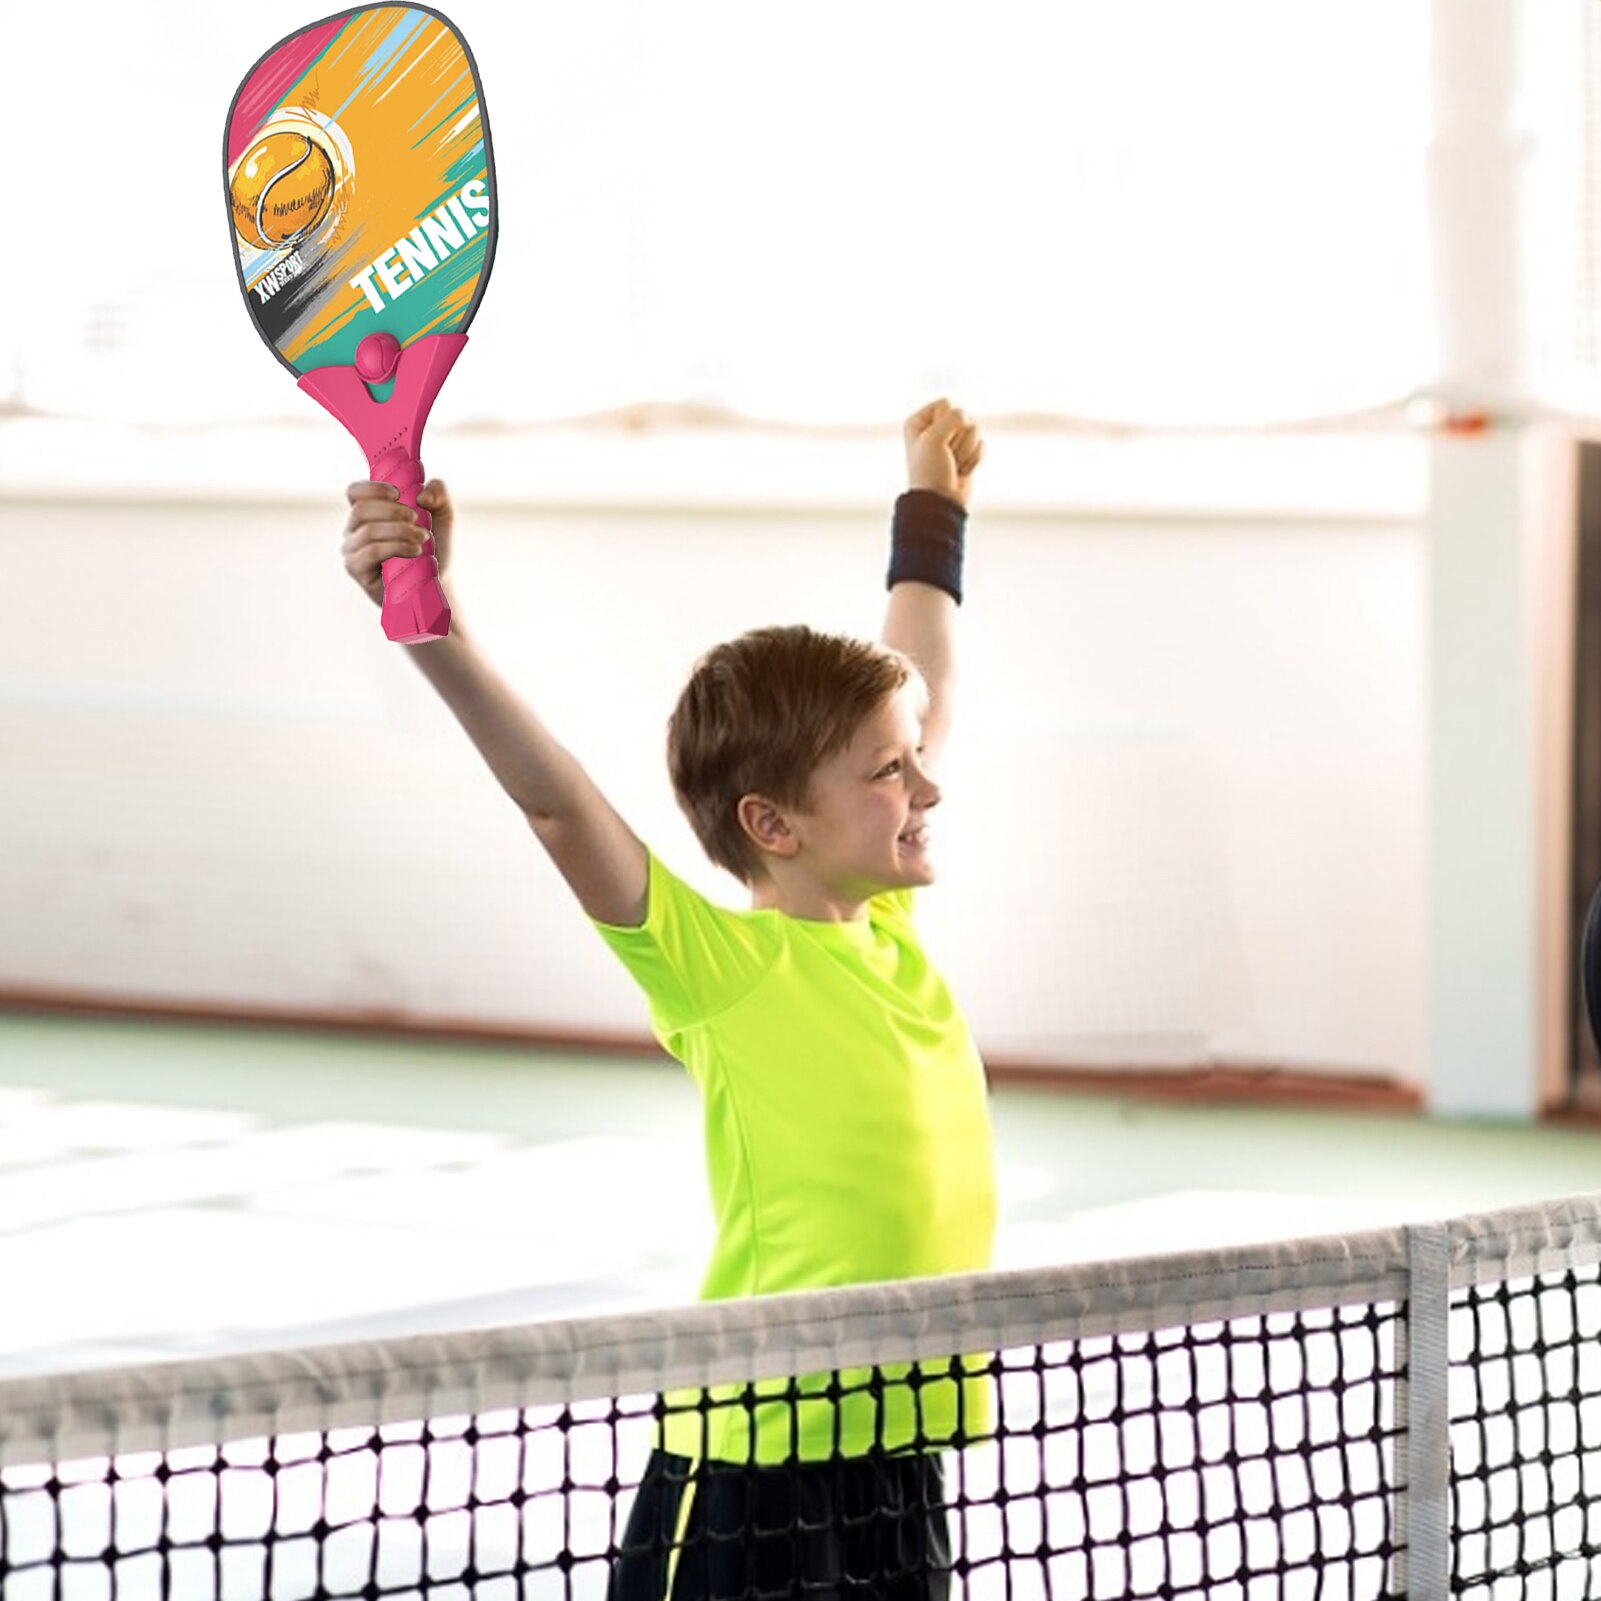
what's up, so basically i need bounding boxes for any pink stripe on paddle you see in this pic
[226,17,348,165]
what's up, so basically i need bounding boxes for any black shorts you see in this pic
[607,1448,951,1601]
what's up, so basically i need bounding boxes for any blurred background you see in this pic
[6,0,1601,1349]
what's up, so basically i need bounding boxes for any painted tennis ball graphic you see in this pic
[230,128,338,249]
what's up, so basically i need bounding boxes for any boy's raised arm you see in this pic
[881,401,983,766]
[343,480,649,927]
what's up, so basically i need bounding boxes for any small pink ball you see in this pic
[355,332,402,383]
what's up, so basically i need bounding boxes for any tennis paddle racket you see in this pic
[224,4,497,642]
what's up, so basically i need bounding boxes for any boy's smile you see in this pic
[750,677,942,921]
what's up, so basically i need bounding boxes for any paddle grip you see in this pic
[372,445,447,641]
[298,332,469,643]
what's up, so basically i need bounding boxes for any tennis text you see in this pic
[348,180,491,313]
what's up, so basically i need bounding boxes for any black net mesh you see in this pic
[0,1301,1407,1601]
[1449,1262,1601,1599]
[962,1304,1404,1601]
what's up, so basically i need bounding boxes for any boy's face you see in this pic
[785,677,942,904]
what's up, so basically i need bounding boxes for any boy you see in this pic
[340,400,993,1599]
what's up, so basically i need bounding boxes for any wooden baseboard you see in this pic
[983,1059,1423,1111]
[0,985,1431,1112]
[1541,1081,1601,1124]
[0,985,663,1059]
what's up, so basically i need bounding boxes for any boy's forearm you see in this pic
[883,582,957,758]
[881,481,966,758]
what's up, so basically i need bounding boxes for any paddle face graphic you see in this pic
[223,5,498,642]
[225,4,496,377]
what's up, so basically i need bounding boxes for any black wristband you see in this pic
[887,489,967,605]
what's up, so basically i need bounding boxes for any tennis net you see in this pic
[3,1193,1600,1599]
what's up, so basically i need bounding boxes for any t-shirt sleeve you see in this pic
[590,851,778,1039]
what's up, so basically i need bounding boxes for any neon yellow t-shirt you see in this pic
[593,851,996,1462]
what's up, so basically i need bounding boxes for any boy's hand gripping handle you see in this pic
[298,331,469,643]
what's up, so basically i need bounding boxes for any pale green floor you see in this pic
[4,1010,1601,1373]
[5,1011,1598,1214]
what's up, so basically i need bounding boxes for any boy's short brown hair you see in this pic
[667,625,911,883]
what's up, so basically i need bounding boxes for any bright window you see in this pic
[4,2,1432,433]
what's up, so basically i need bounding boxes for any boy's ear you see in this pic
[736,794,799,859]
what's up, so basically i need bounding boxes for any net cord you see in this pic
[0,1224,1416,1470]
[4,1191,1601,1473]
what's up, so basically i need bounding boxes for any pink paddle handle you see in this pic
[298,332,468,643]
